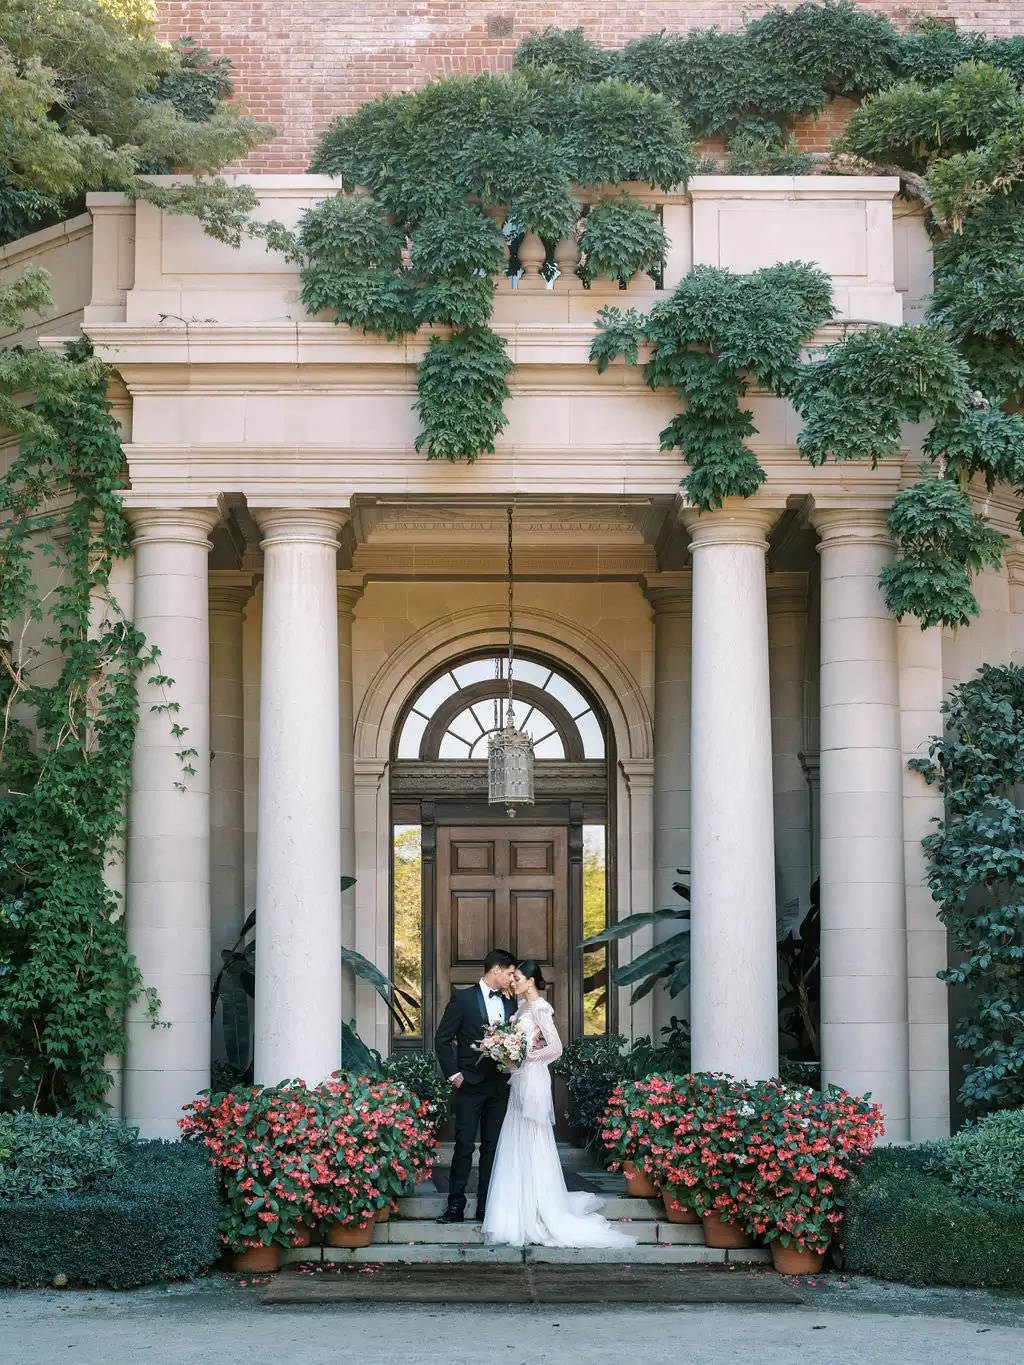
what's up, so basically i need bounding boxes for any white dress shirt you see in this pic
[481,977,506,1026]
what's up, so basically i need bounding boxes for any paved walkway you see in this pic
[1,1275,1023,1363]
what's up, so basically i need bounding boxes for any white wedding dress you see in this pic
[482,997,636,1249]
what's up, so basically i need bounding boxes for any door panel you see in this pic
[437,825,569,1051]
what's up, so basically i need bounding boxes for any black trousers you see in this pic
[447,1073,509,1210]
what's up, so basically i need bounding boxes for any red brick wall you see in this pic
[155,2,1024,172]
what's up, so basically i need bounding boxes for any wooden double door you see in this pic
[436,825,570,1052]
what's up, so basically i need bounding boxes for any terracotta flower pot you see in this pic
[701,1211,754,1249]
[661,1187,701,1224]
[231,1244,280,1273]
[326,1219,375,1248]
[623,1162,658,1198]
[375,1205,392,1224]
[771,1241,825,1275]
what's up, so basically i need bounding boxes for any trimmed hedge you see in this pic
[0,1140,220,1288]
[841,1146,1024,1290]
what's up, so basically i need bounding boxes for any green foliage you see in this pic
[842,62,1023,177]
[881,476,1005,627]
[940,1108,1024,1204]
[0,0,271,247]
[745,2,902,101]
[593,262,834,509]
[577,196,667,287]
[513,26,614,83]
[0,1111,137,1198]
[552,1020,692,1148]
[0,340,159,1115]
[841,1145,1024,1288]
[911,664,1024,1113]
[794,325,971,465]
[0,1139,220,1287]
[724,121,815,176]
[413,327,513,463]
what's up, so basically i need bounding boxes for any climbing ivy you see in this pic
[0,339,158,1114]
[297,70,694,461]
[592,262,835,509]
[911,664,1024,1114]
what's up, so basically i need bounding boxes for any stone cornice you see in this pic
[81,320,881,375]
[118,443,907,505]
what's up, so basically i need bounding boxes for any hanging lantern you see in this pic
[488,506,535,817]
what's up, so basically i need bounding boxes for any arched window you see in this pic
[394,655,605,761]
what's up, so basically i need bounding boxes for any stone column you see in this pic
[125,509,218,1137]
[643,572,692,1035]
[814,508,909,1140]
[337,572,364,1018]
[898,618,950,1140]
[253,510,346,1084]
[209,574,256,1071]
[767,573,812,936]
[684,506,779,1080]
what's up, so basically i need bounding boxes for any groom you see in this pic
[434,948,518,1223]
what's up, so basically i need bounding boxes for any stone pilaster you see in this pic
[813,508,909,1140]
[643,571,692,1035]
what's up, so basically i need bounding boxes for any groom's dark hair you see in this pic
[483,949,516,972]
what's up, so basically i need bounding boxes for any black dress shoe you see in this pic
[436,1206,465,1224]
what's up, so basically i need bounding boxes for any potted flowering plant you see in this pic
[638,1073,713,1224]
[599,1075,687,1198]
[741,1080,883,1273]
[180,1081,325,1271]
[313,1073,441,1245]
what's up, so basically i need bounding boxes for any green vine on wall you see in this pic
[912,664,1024,1113]
[290,5,1024,629]
[0,338,158,1114]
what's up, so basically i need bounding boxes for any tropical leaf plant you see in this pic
[210,875,421,1077]
[581,870,691,1003]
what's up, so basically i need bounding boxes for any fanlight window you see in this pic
[396,656,605,761]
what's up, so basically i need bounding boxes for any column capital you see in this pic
[337,569,366,616]
[208,570,257,615]
[1004,542,1024,586]
[682,504,777,553]
[127,507,219,550]
[767,570,809,616]
[254,509,349,551]
[811,507,892,551]
[642,570,692,614]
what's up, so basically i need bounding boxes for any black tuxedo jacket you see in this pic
[435,984,515,1086]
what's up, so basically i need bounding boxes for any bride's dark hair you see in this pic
[517,959,547,990]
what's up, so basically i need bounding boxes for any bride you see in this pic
[482,960,636,1250]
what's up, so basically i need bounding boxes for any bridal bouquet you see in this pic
[473,1019,528,1073]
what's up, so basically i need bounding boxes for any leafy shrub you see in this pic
[841,1146,1024,1289]
[0,1140,219,1287]
[553,1034,629,1140]
[940,1108,1024,1204]
[378,1051,451,1132]
[0,1111,138,1199]
[577,196,667,287]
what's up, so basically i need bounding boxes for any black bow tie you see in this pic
[488,990,503,1000]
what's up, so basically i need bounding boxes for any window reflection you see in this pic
[392,824,423,1035]
[582,824,607,1034]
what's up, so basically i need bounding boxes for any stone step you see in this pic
[396,1192,659,1221]
[280,1243,770,1267]
[434,1143,594,1174]
[373,1218,706,1246]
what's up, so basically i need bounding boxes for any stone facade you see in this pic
[155,2,1024,172]
[3,171,1022,1143]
